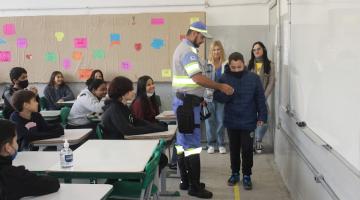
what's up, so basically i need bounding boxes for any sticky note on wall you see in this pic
[55,32,65,42]
[0,51,11,62]
[161,69,172,78]
[63,59,71,70]
[120,60,132,71]
[151,38,165,49]
[190,17,200,24]
[72,51,83,61]
[3,24,15,35]
[78,69,93,80]
[17,38,28,48]
[74,38,87,48]
[0,38,6,45]
[110,33,121,45]
[151,18,165,25]
[93,49,105,60]
[45,52,57,62]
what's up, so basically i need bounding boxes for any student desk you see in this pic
[13,152,58,173]
[47,140,158,181]
[124,125,177,141]
[40,110,61,121]
[155,110,177,123]
[30,128,91,150]
[124,125,179,196]
[56,100,75,107]
[21,184,113,200]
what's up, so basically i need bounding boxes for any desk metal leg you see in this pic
[159,167,180,197]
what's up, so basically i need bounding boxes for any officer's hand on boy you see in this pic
[220,83,234,95]
[29,86,38,95]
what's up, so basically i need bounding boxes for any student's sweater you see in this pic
[0,155,60,200]
[101,99,167,139]
[214,69,267,131]
[1,85,40,119]
[43,84,75,110]
[68,88,105,126]
[131,98,159,123]
[9,112,64,151]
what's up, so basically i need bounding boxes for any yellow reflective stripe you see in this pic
[190,47,197,54]
[190,27,208,34]
[175,145,185,155]
[184,147,202,157]
[172,76,200,88]
[184,62,201,75]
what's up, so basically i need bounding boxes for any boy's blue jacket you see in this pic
[214,69,267,131]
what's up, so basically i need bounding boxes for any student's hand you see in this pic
[200,101,207,106]
[257,121,264,126]
[219,83,234,95]
[57,99,64,103]
[29,86,38,95]
[25,122,37,130]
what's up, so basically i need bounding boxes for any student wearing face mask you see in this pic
[44,71,75,110]
[0,119,60,200]
[101,76,167,140]
[2,67,40,119]
[214,52,267,190]
[131,76,160,123]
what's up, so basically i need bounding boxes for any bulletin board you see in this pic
[0,12,205,83]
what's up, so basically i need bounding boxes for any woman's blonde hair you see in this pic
[208,40,226,64]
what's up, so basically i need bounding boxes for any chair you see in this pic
[39,97,48,111]
[96,123,104,139]
[60,106,71,127]
[108,151,161,200]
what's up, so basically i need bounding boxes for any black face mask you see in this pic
[229,71,245,78]
[18,80,29,89]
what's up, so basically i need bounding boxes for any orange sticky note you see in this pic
[72,51,82,61]
[78,69,92,80]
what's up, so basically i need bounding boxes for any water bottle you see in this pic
[60,139,73,168]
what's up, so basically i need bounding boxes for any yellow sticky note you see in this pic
[190,17,200,24]
[161,69,172,78]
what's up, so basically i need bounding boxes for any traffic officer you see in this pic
[172,21,234,199]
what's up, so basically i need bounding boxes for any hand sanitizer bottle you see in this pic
[60,139,73,168]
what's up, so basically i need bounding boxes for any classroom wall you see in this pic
[0,0,270,112]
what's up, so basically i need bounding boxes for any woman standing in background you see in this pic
[248,41,275,153]
[204,40,227,154]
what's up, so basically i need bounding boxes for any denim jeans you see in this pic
[205,100,225,147]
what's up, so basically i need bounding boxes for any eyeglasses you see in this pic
[252,48,262,52]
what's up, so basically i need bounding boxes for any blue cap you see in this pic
[189,21,212,38]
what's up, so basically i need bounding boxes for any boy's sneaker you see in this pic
[207,146,215,154]
[227,173,240,186]
[255,141,264,154]
[219,146,227,154]
[242,175,253,190]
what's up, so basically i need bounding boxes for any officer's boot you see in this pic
[187,154,213,199]
[178,153,190,190]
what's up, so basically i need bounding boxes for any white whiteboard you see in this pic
[289,0,360,170]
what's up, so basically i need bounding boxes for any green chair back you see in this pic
[39,97,48,110]
[142,151,161,190]
[60,106,70,127]
[96,124,104,139]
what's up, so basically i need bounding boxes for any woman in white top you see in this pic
[68,79,107,128]
[204,40,227,154]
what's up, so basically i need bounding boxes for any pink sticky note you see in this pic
[120,60,132,70]
[151,18,165,25]
[17,38,28,48]
[63,59,71,70]
[74,38,87,48]
[0,51,11,62]
[3,24,16,35]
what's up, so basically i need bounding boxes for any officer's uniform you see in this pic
[172,22,213,199]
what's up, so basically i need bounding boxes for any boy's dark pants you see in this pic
[227,129,254,176]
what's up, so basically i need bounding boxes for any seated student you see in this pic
[131,75,160,123]
[44,71,75,110]
[0,120,60,200]
[2,67,40,119]
[101,76,167,140]
[9,90,64,151]
[85,69,104,87]
[68,79,107,129]
[214,52,267,190]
